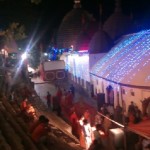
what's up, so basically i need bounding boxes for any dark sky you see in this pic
[0,0,150,46]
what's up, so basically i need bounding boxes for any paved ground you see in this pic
[31,77,97,106]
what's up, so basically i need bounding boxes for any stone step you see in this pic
[30,98,83,150]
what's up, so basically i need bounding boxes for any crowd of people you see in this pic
[43,84,150,150]
[20,98,51,145]
[127,101,149,125]
[7,86,52,147]
[46,84,75,117]
[8,82,150,150]
[45,84,110,149]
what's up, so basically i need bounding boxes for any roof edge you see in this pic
[90,73,150,90]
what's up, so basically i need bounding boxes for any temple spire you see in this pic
[74,0,81,8]
[99,3,103,29]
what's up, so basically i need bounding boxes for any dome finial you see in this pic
[115,0,122,13]
[74,0,81,8]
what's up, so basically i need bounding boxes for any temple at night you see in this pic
[53,0,150,113]
[0,0,150,150]
[0,0,149,149]
[54,0,150,140]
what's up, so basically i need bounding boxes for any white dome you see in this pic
[91,30,150,87]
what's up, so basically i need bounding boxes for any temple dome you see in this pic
[103,0,132,41]
[57,0,96,49]
[89,27,113,54]
[74,21,98,51]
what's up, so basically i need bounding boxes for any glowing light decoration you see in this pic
[67,53,90,82]
[91,30,150,87]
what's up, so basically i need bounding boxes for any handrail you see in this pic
[97,111,124,128]
[98,111,150,140]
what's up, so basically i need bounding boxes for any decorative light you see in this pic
[78,50,88,53]
[67,53,90,82]
[44,53,48,56]
[91,30,150,86]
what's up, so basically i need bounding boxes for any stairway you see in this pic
[0,94,83,150]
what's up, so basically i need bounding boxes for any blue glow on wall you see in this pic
[91,30,150,86]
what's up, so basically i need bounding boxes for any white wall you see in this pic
[91,74,150,113]
[122,87,150,112]
[43,60,65,71]
[67,53,90,82]
[89,53,106,70]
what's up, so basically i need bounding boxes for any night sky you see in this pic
[0,0,150,46]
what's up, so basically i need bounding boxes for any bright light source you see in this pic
[44,53,48,56]
[27,65,35,73]
[78,50,88,53]
[21,53,27,60]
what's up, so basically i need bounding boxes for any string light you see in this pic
[67,53,90,82]
[91,30,150,86]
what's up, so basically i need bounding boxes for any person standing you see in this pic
[94,112,102,126]
[20,98,28,112]
[31,118,51,143]
[46,92,51,110]
[70,84,75,97]
[29,115,46,133]
[83,110,91,124]
[82,119,92,149]
[128,101,136,115]
[54,87,63,116]
[103,113,112,136]
[70,111,80,139]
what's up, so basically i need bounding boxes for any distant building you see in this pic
[57,0,98,51]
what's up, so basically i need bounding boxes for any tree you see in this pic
[4,22,26,40]
[0,22,26,52]
[28,46,41,69]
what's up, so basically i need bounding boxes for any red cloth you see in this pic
[128,119,150,138]
[21,100,27,111]
[31,123,49,143]
[29,120,41,133]
[70,112,78,123]
[70,112,80,139]
[66,93,73,107]
[74,101,97,121]
[128,113,135,125]
[83,111,90,121]
[56,88,62,98]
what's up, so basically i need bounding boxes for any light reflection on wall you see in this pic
[67,53,90,82]
[91,30,150,86]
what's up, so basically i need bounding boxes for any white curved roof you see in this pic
[90,30,150,87]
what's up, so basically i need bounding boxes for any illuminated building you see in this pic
[57,0,149,114]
